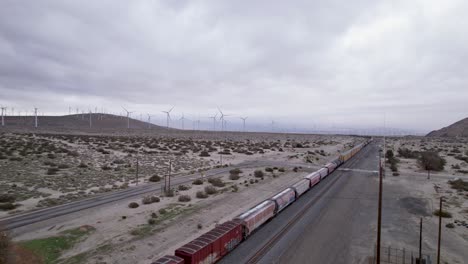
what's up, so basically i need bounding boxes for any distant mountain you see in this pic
[0,114,169,132]
[426,117,468,137]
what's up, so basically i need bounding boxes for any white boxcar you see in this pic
[304,171,321,187]
[325,162,337,174]
[291,179,310,197]
[318,167,329,179]
[234,200,276,237]
[271,188,296,213]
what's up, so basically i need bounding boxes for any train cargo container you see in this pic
[318,167,329,179]
[152,255,184,264]
[331,158,342,167]
[291,179,310,197]
[234,200,276,238]
[304,171,321,187]
[175,220,243,264]
[271,188,296,213]
[324,162,337,174]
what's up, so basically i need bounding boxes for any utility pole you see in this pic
[166,160,172,193]
[135,154,139,186]
[376,151,383,264]
[437,197,443,264]
[220,154,223,166]
[419,218,423,263]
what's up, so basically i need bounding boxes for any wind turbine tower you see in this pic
[240,117,248,132]
[147,114,151,129]
[122,107,133,129]
[34,107,38,128]
[217,107,230,131]
[89,111,92,128]
[209,113,217,131]
[0,106,6,126]
[162,106,174,129]
[179,113,186,130]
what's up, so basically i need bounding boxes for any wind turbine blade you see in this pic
[169,106,175,113]
[121,106,128,112]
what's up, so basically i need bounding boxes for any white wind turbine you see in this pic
[240,116,248,132]
[89,110,92,128]
[0,106,6,126]
[34,107,38,128]
[147,114,152,129]
[162,106,174,129]
[217,107,230,131]
[209,113,217,131]
[122,107,133,129]
[179,113,188,130]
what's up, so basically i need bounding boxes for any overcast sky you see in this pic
[1,0,467,133]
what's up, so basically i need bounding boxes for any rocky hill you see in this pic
[426,117,468,137]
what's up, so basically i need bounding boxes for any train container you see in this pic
[318,167,329,179]
[152,255,184,264]
[175,220,243,264]
[291,179,310,197]
[304,171,321,187]
[271,188,296,213]
[234,200,276,238]
[324,162,337,174]
[331,158,342,167]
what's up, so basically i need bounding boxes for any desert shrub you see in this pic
[47,153,56,159]
[9,156,22,161]
[265,167,273,172]
[197,223,203,229]
[142,196,160,204]
[278,167,285,172]
[148,218,157,225]
[165,189,175,197]
[58,164,70,169]
[78,162,88,168]
[178,195,191,202]
[0,194,15,203]
[418,151,446,171]
[47,167,59,175]
[196,191,208,199]
[192,179,204,185]
[229,168,242,175]
[208,178,225,187]
[448,179,468,191]
[113,159,125,164]
[128,202,139,208]
[397,148,419,159]
[254,170,264,178]
[445,223,455,228]
[390,163,398,172]
[151,212,158,218]
[0,203,16,211]
[231,184,239,192]
[204,186,217,195]
[433,209,452,218]
[229,174,240,180]
[452,164,461,170]
[249,179,255,184]
[199,151,210,157]
[148,175,161,182]
[392,172,400,176]
[386,150,394,159]
[293,167,299,172]
[159,208,167,214]
[178,185,190,191]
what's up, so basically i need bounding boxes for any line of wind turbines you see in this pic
[0,105,267,132]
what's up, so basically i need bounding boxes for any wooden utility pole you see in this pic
[135,155,139,186]
[419,218,422,263]
[168,160,172,191]
[377,152,383,264]
[437,197,443,264]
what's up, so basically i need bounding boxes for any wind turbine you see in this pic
[0,106,6,126]
[179,113,188,130]
[122,107,133,129]
[147,114,151,129]
[209,113,217,131]
[240,116,248,132]
[89,110,92,128]
[34,107,38,128]
[162,106,174,129]
[217,107,230,131]
[271,120,275,132]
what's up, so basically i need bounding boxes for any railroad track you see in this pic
[246,144,373,263]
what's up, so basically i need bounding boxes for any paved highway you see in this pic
[220,141,379,264]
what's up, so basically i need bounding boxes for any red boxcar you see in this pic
[271,188,296,213]
[234,200,276,238]
[174,220,243,264]
[152,255,184,264]
[304,171,321,187]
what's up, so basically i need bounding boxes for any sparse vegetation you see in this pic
[178,184,190,191]
[148,175,161,182]
[254,170,264,178]
[0,229,10,264]
[398,148,419,159]
[448,179,468,191]
[128,202,139,208]
[178,195,191,202]
[142,196,160,204]
[278,167,285,172]
[196,191,208,199]
[265,167,274,172]
[204,186,218,195]
[433,209,452,218]
[445,223,455,228]
[192,179,204,185]
[418,151,446,172]
[208,178,225,187]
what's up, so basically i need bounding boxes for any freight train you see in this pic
[153,139,372,264]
